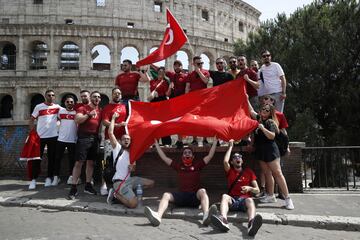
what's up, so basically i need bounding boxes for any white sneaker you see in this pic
[67,176,73,185]
[28,179,36,190]
[198,142,204,147]
[285,197,295,210]
[144,206,161,226]
[44,177,52,187]
[100,184,108,196]
[259,194,277,203]
[51,176,60,186]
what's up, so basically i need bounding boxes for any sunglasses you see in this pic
[229,61,236,64]
[262,108,270,112]
[262,54,271,58]
[216,62,224,65]
[47,94,55,97]
[197,62,204,65]
[238,59,245,62]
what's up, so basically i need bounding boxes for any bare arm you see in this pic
[203,137,218,164]
[223,140,234,172]
[103,119,126,128]
[29,117,36,131]
[185,82,190,93]
[74,112,90,124]
[280,75,287,100]
[108,112,119,149]
[139,69,151,82]
[244,74,260,89]
[154,140,173,166]
[258,122,277,140]
[195,67,209,84]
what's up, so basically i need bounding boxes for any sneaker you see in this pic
[107,188,114,205]
[44,177,52,187]
[67,176,73,185]
[248,214,263,236]
[175,141,183,149]
[198,142,204,147]
[285,197,295,210]
[51,176,60,186]
[28,179,36,190]
[259,194,277,203]
[211,215,230,232]
[203,204,218,226]
[100,184,108,196]
[68,186,78,200]
[84,183,97,195]
[144,206,161,226]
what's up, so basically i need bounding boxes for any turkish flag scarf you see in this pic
[126,79,258,162]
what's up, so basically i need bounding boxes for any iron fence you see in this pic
[302,146,360,190]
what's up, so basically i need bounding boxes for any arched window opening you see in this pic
[60,42,80,70]
[91,44,111,71]
[30,41,48,70]
[0,95,13,119]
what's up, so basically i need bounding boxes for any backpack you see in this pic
[275,131,289,157]
[102,147,124,186]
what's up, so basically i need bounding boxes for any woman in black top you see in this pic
[254,103,294,210]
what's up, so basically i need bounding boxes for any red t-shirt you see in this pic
[115,72,141,98]
[150,79,169,97]
[237,68,258,97]
[101,103,127,140]
[186,69,210,92]
[76,105,102,135]
[74,103,86,111]
[166,71,187,97]
[170,159,206,192]
[276,110,289,129]
[227,167,257,198]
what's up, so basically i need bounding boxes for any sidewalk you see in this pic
[0,179,359,232]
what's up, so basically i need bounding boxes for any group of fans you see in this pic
[27,50,293,237]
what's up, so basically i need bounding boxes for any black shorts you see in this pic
[255,142,280,162]
[75,135,99,161]
[172,192,200,208]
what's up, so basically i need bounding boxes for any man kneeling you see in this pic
[144,138,218,226]
[107,112,154,208]
[211,140,262,237]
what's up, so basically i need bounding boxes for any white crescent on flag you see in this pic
[165,24,174,45]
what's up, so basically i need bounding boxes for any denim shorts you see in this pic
[229,196,248,212]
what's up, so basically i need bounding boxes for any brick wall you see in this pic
[0,124,304,192]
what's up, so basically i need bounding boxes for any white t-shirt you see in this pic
[31,103,60,138]
[57,107,77,143]
[259,62,285,95]
[112,142,130,181]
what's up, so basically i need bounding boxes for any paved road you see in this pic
[0,206,358,240]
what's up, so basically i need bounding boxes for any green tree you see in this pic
[235,0,360,146]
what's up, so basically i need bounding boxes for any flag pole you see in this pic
[186,37,195,56]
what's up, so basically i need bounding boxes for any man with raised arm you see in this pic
[106,112,154,208]
[210,140,263,237]
[144,137,218,227]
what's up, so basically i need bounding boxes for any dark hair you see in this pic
[112,87,121,94]
[174,60,182,66]
[193,56,201,62]
[80,90,90,94]
[45,89,55,95]
[158,66,166,72]
[261,50,271,55]
[91,91,101,96]
[64,95,75,101]
[123,59,132,65]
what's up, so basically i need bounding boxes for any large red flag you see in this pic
[126,79,259,163]
[136,8,187,67]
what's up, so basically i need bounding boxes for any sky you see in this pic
[92,0,314,69]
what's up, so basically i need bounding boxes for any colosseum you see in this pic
[0,0,260,123]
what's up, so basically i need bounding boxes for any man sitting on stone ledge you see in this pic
[210,139,263,237]
[144,137,218,227]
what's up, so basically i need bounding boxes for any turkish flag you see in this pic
[126,79,259,162]
[136,8,187,67]
[20,129,41,180]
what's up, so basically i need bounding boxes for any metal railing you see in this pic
[302,146,360,190]
[0,55,16,70]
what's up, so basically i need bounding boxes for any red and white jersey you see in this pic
[31,103,60,138]
[57,107,77,143]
